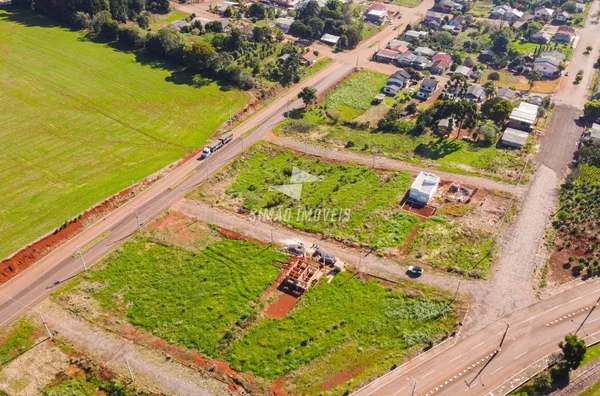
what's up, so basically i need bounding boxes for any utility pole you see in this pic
[271,226,274,244]
[355,56,359,71]
[39,314,52,339]
[451,281,461,305]
[134,208,141,230]
[125,356,135,382]
[575,294,600,335]
[408,376,417,396]
[131,180,136,197]
[499,322,510,350]
[77,246,87,271]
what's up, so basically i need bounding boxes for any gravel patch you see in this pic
[460,165,560,336]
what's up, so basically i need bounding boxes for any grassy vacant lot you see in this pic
[324,70,389,120]
[61,236,285,357]
[392,0,422,7]
[411,215,495,276]
[482,69,561,93]
[0,319,40,365]
[279,118,532,183]
[193,143,419,249]
[467,0,494,17]
[57,213,464,394]
[226,272,461,394]
[0,8,249,259]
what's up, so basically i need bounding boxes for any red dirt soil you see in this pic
[265,293,299,319]
[321,365,365,391]
[270,377,292,396]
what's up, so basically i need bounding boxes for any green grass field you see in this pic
[193,143,419,249]
[66,237,285,357]
[225,272,460,394]
[578,163,600,183]
[392,0,422,7]
[324,70,388,120]
[411,215,495,276]
[0,319,39,365]
[467,0,494,17]
[0,8,249,259]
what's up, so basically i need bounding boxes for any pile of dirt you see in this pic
[265,293,299,319]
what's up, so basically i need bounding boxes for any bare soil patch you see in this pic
[320,365,365,391]
[265,293,299,319]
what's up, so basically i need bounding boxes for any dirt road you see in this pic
[269,134,528,197]
[173,198,483,296]
[40,301,230,396]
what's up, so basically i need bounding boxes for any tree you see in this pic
[205,21,223,33]
[298,0,320,23]
[346,22,364,48]
[482,81,496,99]
[431,31,454,48]
[117,24,146,49]
[481,97,514,124]
[184,40,216,72]
[136,12,150,29]
[147,0,169,13]
[308,17,325,40]
[248,2,266,19]
[71,11,91,29]
[290,20,312,39]
[527,69,543,90]
[406,102,418,115]
[252,26,271,42]
[146,28,183,60]
[562,1,577,13]
[298,86,317,108]
[559,334,586,370]
[584,100,600,120]
[488,71,501,81]
[479,123,500,145]
[491,30,511,54]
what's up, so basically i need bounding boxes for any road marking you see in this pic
[469,341,485,351]
[490,366,504,375]
[544,296,583,315]
[392,386,407,395]
[514,351,528,360]
[422,370,435,378]
[71,230,111,257]
[589,317,600,324]
[169,169,197,190]
[565,327,577,334]
[538,338,552,346]
[449,353,464,363]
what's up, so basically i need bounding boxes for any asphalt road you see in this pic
[353,279,600,396]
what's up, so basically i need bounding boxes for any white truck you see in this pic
[200,133,234,159]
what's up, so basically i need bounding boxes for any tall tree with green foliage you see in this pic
[559,334,586,370]
[298,86,318,108]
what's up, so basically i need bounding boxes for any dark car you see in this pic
[407,266,424,277]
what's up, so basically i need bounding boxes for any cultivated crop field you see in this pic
[548,164,600,284]
[55,211,465,394]
[192,142,420,249]
[0,8,249,259]
[324,70,389,120]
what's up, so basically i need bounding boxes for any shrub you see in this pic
[488,71,500,81]
[117,25,147,49]
[71,11,91,29]
[283,119,316,133]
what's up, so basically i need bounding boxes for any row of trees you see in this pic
[13,0,168,26]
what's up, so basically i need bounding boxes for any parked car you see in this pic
[408,266,424,276]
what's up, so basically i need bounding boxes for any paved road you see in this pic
[353,278,600,396]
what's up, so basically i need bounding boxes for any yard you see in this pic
[0,8,249,259]
[410,215,496,277]
[481,69,562,93]
[0,319,42,365]
[467,0,494,17]
[324,70,389,120]
[391,0,423,7]
[191,142,420,249]
[149,9,190,30]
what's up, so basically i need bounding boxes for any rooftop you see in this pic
[509,102,539,124]
[411,172,441,196]
[502,128,529,146]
